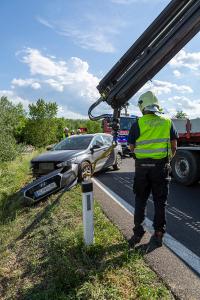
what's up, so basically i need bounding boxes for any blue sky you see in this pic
[1,0,200,118]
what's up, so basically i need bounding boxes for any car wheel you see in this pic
[79,161,92,181]
[113,153,122,170]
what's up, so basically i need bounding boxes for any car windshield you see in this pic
[120,117,136,130]
[54,136,93,150]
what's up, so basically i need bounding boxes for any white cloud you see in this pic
[20,48,67,76]
[173,70,182,78]
[0,88,89,119]
[12,78,41,90]
[130,91,200,119]
[12,47,198,119]
[0,90,32,110]
[31,82,41,89]
[140,79,193,95]
[17,48,100,99]
[45,79,64,92]
[36,16,122,53]
[14,48,101,116]
[170,49,200,71]
[128,79,198,118]
[57,105,87,119]
[167,96,200,119]
[58,26,115,53]
[36,16,54,29]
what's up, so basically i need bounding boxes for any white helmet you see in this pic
[138,91,163,113]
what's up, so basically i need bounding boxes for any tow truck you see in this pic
[88,0,200,186]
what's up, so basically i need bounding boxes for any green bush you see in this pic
[23,119,58,148]
[0,96,26,162]
[22,99,59,147]
[0,96,103,158]
[0,134,18,162]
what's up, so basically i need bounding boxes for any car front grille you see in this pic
[39,162,54,171]
[32,162,56,177]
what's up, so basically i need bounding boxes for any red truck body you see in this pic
[172,118,200,145]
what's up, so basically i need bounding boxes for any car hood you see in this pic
[31,150,84,163]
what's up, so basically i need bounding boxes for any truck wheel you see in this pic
[171,150,200,186]
[113,153,122,170]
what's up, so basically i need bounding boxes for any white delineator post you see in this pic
[81,180,94,245]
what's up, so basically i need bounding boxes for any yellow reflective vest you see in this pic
[62,133,70,139]
[134,114,171,159]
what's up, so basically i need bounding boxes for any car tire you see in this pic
[113,153,122,170]
[171,150,200,186]
[79,161,92,181]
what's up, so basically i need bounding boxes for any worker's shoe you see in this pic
[151,231,164,247]
[128,230,145,248]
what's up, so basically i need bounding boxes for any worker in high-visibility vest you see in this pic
[128,91,178,247]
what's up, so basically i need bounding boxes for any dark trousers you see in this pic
[133,159,170,234]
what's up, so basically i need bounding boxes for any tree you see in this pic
[175,110,188,119]
[29,99,58,120]
[55,117,66,141]
[13,103,27,143]
[23,99,58,147]
[86,120,102,133]
[0,97,25,133]
[0,97,26,161]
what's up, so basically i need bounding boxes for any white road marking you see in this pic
[167,209,182,220]
[111,177,195,222]
[171,206,193,220]
[92,177,200,276]
[186,222,200,233]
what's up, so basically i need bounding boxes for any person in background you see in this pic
[128,91,178,248]
[71,130,75,135]
[77,128,81,135]
[63,127,69,138]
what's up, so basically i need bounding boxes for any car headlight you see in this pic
[56,157,77,168]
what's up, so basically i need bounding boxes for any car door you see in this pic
[90,135,107,172]
[101,134,116,168]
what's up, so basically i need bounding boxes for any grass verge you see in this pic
[0,153,174,299]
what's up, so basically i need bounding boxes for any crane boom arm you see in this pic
[88,0,200,121]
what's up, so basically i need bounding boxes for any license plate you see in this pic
[34,182,57,197]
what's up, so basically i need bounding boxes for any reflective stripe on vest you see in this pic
[135,138,169,146]
[134,114,171,159]
[135,147,169,153]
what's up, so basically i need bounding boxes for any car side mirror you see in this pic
[90,144,100,153]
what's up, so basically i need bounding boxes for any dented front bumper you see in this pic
[21,163,78,203]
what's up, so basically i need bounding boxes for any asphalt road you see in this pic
[95,157,200,258]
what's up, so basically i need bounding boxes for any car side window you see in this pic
[102,135,113,146]
[92,136,104,148]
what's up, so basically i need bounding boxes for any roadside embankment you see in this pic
[0,153,173,299]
